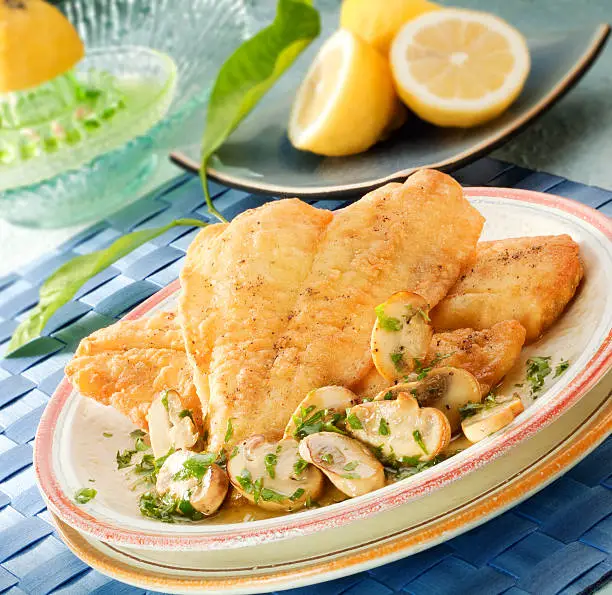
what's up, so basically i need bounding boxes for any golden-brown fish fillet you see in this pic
[66,310,201,430]
[430,235,583,343]
[353,320,527,399]
[180,170,484,450]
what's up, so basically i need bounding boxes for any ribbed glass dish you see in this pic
[0,0,248,227]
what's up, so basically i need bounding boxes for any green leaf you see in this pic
[5,218,207,355]
[199,0,320,222]
[375,304,402,332]
[74,487,97,504]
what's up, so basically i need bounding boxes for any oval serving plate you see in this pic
[171,25,610,198]
[35,187,612,552]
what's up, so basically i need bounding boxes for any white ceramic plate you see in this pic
[36,187,612,556]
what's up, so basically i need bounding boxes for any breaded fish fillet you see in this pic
[66,309,201,430]
[180,170,484,450]
[430,235,583,343]
[353,320,527,399]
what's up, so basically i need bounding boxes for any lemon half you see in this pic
[390,9,530,127]
[288,29,399,157]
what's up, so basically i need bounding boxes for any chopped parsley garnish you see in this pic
[116,448,137,469]
[293,458,308,476]
[341,472,360,479]
[375,304,402,331]
[138,491,203,522]
[289,488,305,501]
[526,356,552,395]
[75,487,96,504]
[225,418,234,443]
[343,461,359,471]
[236,469,254,494]
[130,429,146,439]
[173,452,217,481]
[293,405,346,438]
[413,353,453,381]
[346,412,363,430]
[321,453,334,464]
[391,351,404,370]
[253,477,264,503]
[102,432,113,438]
[416,308,431,322]
[458,393,497,420]
[161,390,169,411]
[179,409,194,422]
[554,360,570,377]
[264,453,278,479]
[379,418,391,436]
[413,430,428,455]
[230,445,239,459]
[259,487,288,503]
[383,391,394,401]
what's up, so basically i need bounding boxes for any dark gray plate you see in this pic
[172,24,609,198]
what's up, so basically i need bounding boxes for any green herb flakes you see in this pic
[391,351,404,370]
[116,448,136,470]
[375,304,402,331]
[290,488,305,501]
[343,461,359,471]
[346,412,363,430]
[379,418,391,436]
[264,453,278,479]
[293,458,308,476]
[173,452,217,481]
[75,487,97,504]
[413,430,428,455]
[179,409,194,421]
[383,391,394,401]
[554,359,570,377]
[321,453,334,465]
[526,356,552,395]
[161,390,169,411]
[225,418,234,443]
[102,432,113,438]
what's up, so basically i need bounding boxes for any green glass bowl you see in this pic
[0,0,247,227]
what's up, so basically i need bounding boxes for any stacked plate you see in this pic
[34,187,612,594]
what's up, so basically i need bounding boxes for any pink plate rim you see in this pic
[34,186,612,550]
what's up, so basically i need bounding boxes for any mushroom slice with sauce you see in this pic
[156,450,228,516]
[147,389,200,459]
[461,396,524,443]
[227,436,324,512]
[347,393,450,463]
[299,433,385,497]
[284,386,359,439]
[371,292,433,382]
[374,367,481,434]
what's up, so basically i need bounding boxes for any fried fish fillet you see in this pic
[180,169,484,450]
[430,235,583,343]
[353,320,527,399]
[65,310,201,430]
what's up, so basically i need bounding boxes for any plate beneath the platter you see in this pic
[35,187,612,561]
[171,25,610,198]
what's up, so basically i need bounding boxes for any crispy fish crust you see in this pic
[430,235,583,343]
[65,310,201,430]
[426,320,526,394]
[353,320,526,398]
[180,169,484,450]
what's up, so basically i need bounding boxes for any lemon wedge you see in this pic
[288,29,399,157]
[340,0,439,55]
[390,9,530,127]
[0,0,84,93]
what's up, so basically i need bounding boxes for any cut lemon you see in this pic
[0,0,84,93]
[340,0,439,55]
[288,29,399,157]
[390,9,530,127]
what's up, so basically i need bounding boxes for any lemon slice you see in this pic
[0,0,84,93]
[288,29,399,157]
[390,9,530,127]
[340,0,439,55]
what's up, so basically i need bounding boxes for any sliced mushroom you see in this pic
[147,389,199,459]
[156,450,228,516]
[461,396,524,443]
[284,386,359,439]
[299,432,385,497]
[347,393,450,462]
[371,292,433,382]
[374,367,481,434]
[227,436,324,512]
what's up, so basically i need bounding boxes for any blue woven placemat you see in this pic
[0,157,610,595]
